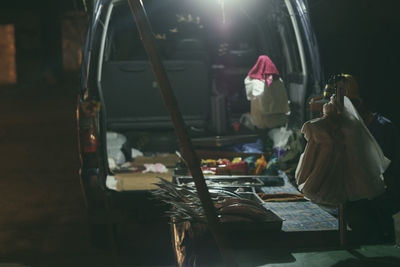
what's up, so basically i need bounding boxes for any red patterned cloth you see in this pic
[248,55,280,87]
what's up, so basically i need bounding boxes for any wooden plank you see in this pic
[127,1,237,266]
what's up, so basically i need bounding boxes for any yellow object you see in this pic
[231,157,242,164]
[255,155,267,175]
[323,83,335,98]
[202,159,217,167]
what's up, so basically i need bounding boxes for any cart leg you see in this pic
[339,204,347,246]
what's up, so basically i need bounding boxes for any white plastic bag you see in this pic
[108,150,126,166]
[107,131,128,166]
[268,126,293,148]
[131,148,144,158]
[107,131,127,148]
[245,76,290,128]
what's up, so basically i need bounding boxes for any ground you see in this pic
[0,79,174,266]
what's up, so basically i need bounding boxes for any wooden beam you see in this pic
[127,1,236,266]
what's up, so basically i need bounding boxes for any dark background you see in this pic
[308,0,400,126]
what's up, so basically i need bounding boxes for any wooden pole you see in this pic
[336,76,344,111]
[336,78,347,246]
[127,1,236,266]
[339,204,347,246]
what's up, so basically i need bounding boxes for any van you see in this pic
[78,0,324,251]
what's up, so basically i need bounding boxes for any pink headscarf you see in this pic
[248,55,280,87]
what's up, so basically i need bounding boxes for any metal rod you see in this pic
[127,1,236,266]
[336,78,344,110]
[339,204,347,246]
[336,79,346,246]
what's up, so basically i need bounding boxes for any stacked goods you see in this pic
[200,155,277,175]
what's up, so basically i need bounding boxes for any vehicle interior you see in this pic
[98,0,307,182]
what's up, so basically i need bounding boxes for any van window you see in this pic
[101,0,303,129]
[104,0,301,70]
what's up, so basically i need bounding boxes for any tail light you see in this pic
[82,127,97,153]
[79,101,101,154]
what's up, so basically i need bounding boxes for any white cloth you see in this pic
[107,131,128,166]
[295,96,390,206]
[142,163,168,173]
[106,175,118,191]
[268,126,293,148]
[245,76,290,128]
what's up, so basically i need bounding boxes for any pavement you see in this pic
[0,81,101,266]
[0,80,174,266]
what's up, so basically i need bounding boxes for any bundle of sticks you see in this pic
[152,178,276,224]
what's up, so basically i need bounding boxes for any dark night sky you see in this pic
[308,0,400,125]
